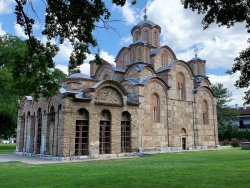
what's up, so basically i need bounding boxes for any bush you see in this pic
[241,138,249,142]
[223,139,231,145]
[231,138,240,147]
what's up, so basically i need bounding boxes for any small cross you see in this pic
[143,6,147,20]
[194,46,199,58]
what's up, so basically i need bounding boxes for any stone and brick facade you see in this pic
[16,16,218,159]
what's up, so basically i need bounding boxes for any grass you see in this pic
[0,144,16,154]
[1,149,250,188]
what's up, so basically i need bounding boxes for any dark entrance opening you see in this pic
[182,137,186,150]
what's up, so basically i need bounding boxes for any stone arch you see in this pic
[36,108,42,154]
[172,60,194,79]
[19,112,26,152]
[95,63,114,81]
[46,105,55,155]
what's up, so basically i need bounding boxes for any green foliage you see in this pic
[182,0,250,104]
[0,68,18,139]
[14,0,136,92]
[1,150,250,187]
[211,83,239,127]
[231,138,240,147]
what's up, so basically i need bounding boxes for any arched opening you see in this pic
[135,31,139,41]
[100,110,111,154]
[153,30,158,46]
[46,106,55,155]
[55,104,62,156]
[151,93,160,122]
[19,113,25,152]
[202,100,209,124]
[29,112,35,153]
[138,48,142,62]
[161,51,168,67]
[121,111,131,153]
[131,49,135,62]
[144,30,149,43]
[181,128,187,150]
[177,72,185,101]
[36,108,42,154]
[75,108,89,156]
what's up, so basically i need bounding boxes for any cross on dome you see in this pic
[143,6,148,20]
[194,45,199,58]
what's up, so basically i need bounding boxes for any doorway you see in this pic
[182,137,186,150]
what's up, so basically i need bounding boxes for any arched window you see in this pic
[177,73,185,101]
[144,30,149,43]
[19,113,25,152]
[138,48,142,62]
[151,93,160,122]
[100,110,111,154]
[75,108,89,156]
[46,106,55,155]
[161,52,168,67]
[29,112,35,153]
[202,100,209,124]
[55,104,62,156]
[135,31,140,41]
[145,48,149,62]
[36,108,42,154]
[131,49,135,62]
[154,30,158,46]
[121,112,131,153]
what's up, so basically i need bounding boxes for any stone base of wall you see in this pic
[15,146,219,161]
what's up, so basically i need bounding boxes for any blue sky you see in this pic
[0,0,248,106]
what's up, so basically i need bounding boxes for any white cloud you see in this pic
[55,64,68,75]
[119,36,132,46]
[54,39,73,63]
[146,0,249,69]
[55,45,115,75]
[79,63,90,75]
[14,24,28,39]
[0,0,15,14]
[208,72,248,107]
[0,23,6,35]
[112,2,139,25]
[99,50,115,65]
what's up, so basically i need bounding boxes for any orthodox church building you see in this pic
[16,14,218,159]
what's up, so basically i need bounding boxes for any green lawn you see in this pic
[0,149,250,188]
[0,144,16,154]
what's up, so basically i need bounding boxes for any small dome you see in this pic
[67,73,91,79]
[136,19,157,27]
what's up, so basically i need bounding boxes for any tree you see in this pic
[13,0,136,97]
[0,35,66,138]
[211,83,239,141]
[182,0,250,104]
[0,68,18,139]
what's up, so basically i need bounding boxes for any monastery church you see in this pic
[16,13,218,159]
